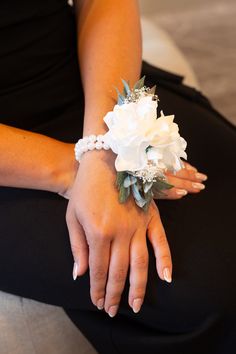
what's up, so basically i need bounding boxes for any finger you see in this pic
[166,163,208,182]
[147,204,172,283]
[157,186,188,200]
[128,230,149,314]
[183,161,198,172]
[88,236,111,311]
[104,239,129,317]
[166,174,206,194]
[66,208,89,278]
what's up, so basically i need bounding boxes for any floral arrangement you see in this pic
[102,76,187,211]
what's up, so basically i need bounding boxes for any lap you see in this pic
[0,63,235,353]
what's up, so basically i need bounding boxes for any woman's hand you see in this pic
[66,150,172,317]
[161,161,208,199]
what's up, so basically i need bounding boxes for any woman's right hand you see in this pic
[66,149,172,317]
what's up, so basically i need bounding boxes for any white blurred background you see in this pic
[139,0,236,125]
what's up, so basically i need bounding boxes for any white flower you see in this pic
[103,95,187,173]
[146,111,187,172]
[103,95,158,171]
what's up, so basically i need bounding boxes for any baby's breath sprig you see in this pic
[114,76,159,106]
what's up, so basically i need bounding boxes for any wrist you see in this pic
[47,143,78,196]
[79,147,116,169]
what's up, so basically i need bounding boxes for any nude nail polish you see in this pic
[97,298,104,310]
[163,267,172,283]
[132,298,142,313]
[192,182,205,190]
[195,173,208,181]
[72,262,78,281]
[176,189,188,196]
[108,305,118,318]
[186,165,197,171]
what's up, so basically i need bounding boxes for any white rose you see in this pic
[103,96,187,173]
[147,111,187,172]
[103,95,158,171]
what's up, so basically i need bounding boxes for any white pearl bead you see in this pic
[81,145,88,152]
[95,141,103,150]
[88,134,96,143]
[87,142,95,150]
[97,134,104,142]
[103,143,110,150]
[75,134,110,161]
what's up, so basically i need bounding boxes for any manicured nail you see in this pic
[176,189,188,196]
[192,182,205,190]
[72,262,78,281]
[108,305,118,318]
[163,267,172,283]
[97,298,104,310]
[195,173,208,181]
[132,298,143,313]
[186,165,197,171]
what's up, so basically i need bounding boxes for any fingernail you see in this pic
[192,182,205,190]
[72,262,78,281]
[176,189,188,196]
[97,298,104,310]
[108,305,118,318]
[163,267,172,283]
[186,165,197,171]
[132,298,143,313]
[195,173,208,181]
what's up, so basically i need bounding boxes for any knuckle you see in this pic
[157,232,167,247]
[70,243,86,258]
[91,266,107,282]
[87,228,111,245]
[111,268,126,283]
[132,255,148,269]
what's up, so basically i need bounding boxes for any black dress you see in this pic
[0,1,236,353]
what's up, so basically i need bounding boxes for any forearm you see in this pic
[0,124,77,193]
[74,0,142,136]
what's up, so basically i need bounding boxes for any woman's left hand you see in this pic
[161,161,208,200]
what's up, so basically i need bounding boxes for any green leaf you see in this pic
[116,171,128,190]
[133,75,146,90]
[119,185,130,203]
[152,189,168,199]
[114,87,125,105]
[121,79,131,96]
[149,85,156,95]
[143,181,153,193]
[143,188,153,212]
[124,175,137,188]
[131,183,147,208]
[152,179,174,192]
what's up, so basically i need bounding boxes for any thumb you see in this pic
[66,208,89,279]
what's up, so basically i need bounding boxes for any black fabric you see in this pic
[0,2,236,353]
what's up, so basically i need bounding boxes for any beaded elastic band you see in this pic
[74,134,110,162]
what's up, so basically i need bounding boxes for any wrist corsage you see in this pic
[75,76,187,211]
[102,76,187,211]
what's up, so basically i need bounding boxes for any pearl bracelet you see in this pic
[74,134,110,162]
